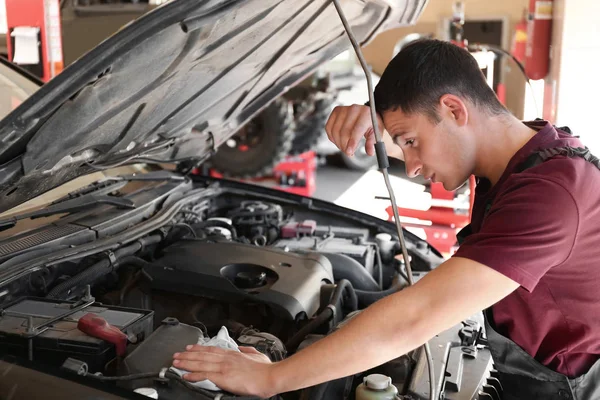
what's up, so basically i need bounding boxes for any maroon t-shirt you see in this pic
[453,121,600,378]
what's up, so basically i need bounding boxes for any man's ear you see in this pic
[439,94,468,127]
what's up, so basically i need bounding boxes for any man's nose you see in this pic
[404,155,422,178]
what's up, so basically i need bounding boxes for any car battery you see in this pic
[0,297,153,373]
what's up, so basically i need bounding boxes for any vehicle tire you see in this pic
[289,94,335,156]
[339,137,378,171]
[209,98,295,178]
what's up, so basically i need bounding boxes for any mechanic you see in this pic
[172,39,600,399]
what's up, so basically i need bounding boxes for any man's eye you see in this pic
[393,136,412,146]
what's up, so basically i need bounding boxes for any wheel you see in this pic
[209,98,295,178]
[339,137,378,171]
[289,93,335,156]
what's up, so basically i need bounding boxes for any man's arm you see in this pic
[173,257,518,397]
[269,257,518,393]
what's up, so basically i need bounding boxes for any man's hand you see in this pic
[325,104,383,157]
[325,105,403,160]
[172,345,275,398]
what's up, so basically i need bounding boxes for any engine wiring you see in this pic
[330,1,437,400]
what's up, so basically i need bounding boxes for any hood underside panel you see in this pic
[0,0,425,213]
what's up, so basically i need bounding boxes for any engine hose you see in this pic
[286,279,356,352]
[329,278,358,312]
[136,234,163,251]
[354,274,405,308]
[46,258,111,299]
[46,236,160,299]
[323,252,379,291]
[119,270,142,306]
[85,372,159,381]
[117,255,161,305]
[116,256,153,270]
[286,306,334,353]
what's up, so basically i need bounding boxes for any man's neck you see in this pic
[472,114,538,186]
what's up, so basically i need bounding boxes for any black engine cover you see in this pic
[147,241,334,320]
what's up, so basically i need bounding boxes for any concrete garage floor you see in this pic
[313,157,435,222]
[314,157,417,202]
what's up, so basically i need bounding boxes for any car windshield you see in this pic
[0,61,40,120]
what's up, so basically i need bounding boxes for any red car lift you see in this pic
[385,176,476,256]
[5,0,63,82]
[206,151,317,198]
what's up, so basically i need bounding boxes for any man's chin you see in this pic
[441,179,468,192]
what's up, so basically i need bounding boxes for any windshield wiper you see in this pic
[0,195,135,232]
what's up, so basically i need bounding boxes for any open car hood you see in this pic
[0,0,426,213]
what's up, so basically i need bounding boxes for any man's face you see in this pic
[382,107,473,191]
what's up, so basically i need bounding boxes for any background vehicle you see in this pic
[209,49,381,177]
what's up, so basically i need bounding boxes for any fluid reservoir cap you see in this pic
[364,374,392,390]
[375,233,392,242]
[134,387,159,399]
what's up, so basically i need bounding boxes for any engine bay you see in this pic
[0,174,499,399]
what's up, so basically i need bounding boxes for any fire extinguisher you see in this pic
[524,0,553,80]
[511,10,528,63]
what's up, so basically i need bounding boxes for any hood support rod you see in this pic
[330,1,437,399]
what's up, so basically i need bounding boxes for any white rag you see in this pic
[170,326,240,391]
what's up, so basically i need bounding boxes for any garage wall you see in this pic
[544,0,600,153]
[361,0,529,118]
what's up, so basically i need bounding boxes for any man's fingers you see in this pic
[182,372,219,383]
[182,372,207,382]
[173,359,222,373]
[184,345,231,354]
[326,105,386,157]
[239,346,261,355]
[339,105,366,156]
[330,106,349,149]
[325,106,339,142]
[345,111,375,156]
[173,351,225,363]
[363,113,385,157]
[364,130,376,156]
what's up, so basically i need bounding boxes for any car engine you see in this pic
[0,178,499,400]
